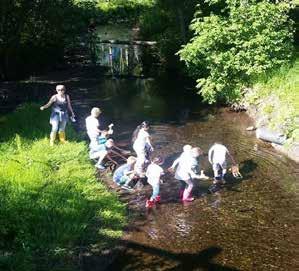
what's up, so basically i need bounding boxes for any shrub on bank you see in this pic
[0,104,126,270]
[178,0,294,104]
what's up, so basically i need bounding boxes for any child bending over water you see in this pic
[169,146,204,202]
[113,156,137,190]
[208,142,237,184]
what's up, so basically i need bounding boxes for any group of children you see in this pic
[40,85,242,209]
[85,107,241,208]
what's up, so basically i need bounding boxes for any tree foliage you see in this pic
[178,0,295,104]
[139,0,199,72]
[0,0,96,79]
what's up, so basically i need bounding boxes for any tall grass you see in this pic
[246,59,299,142]
[0,104,126,270]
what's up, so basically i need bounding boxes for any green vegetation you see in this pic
[0,0,91,79]
[178,0,294,104]
[246,59,299,142]
[93,0,155,23]
[0,104,126,271]
[138,0,198,71]
[0,0,157,80]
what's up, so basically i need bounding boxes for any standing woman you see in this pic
[132,121,154,176]
[40,84,75,146]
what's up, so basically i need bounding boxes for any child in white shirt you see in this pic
[208,142,236,184]
[145,156,164,208]
[169,146,203,202]
[132,121,154,176]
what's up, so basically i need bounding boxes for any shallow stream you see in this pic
[70,74,298,271]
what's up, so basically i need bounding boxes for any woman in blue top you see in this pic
[40,85,75,146]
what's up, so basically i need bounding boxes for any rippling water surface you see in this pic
[71,76,298,271]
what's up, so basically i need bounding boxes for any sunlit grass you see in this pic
[247,59,299,142]
[0,104,126,270]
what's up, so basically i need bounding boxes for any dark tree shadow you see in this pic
[108,241,240,271]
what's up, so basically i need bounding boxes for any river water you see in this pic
[67,72,298,271]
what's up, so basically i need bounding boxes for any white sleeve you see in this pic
[85,117,90,129]
[171,156,181,168]
[208,147,214,164]
[144,131,152,145]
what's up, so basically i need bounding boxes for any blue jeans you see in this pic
[150,183,160,201]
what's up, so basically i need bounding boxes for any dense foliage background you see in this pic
[178,0,295,104]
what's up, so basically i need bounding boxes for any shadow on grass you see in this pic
[0,176,126,271]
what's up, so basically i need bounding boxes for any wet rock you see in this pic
[271,142,299,163]
[246,126,256,131]
[256,127,286,145]
[230,102,247,112]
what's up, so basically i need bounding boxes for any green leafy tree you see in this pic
[0,0,94,79]
[139,0,199,71]
[178,0,294,104]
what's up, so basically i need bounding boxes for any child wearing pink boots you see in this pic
[145,156,164,208]
[169,146,204,202]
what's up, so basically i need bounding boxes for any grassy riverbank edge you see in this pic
[242,60,299,162]
[0,103,127,271]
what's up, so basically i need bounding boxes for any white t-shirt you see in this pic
[146,163,164,186]
[208,144,229,165]
[174,154,197,181]
[133,129,150,150]
[85,115,100,142]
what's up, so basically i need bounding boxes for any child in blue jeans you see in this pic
[113,156,137,189]
[145,156,164,208]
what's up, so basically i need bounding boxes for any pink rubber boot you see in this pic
[182,185,194,202]
[154,195,161,204]
[146,199,155,208]
[179,189,184,200]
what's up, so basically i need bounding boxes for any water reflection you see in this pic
[95,44,143,76]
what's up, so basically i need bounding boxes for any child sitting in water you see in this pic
[113,156,137,190]
[145,156,164,208]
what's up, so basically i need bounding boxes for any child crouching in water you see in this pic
[113,156,137,190]
[145,156,164,208]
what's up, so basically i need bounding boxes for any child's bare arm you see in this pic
[228,151,236,165]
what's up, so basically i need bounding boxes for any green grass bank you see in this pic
[244,59,298,141]
[243,58,299,160]
[0,104,126,271]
